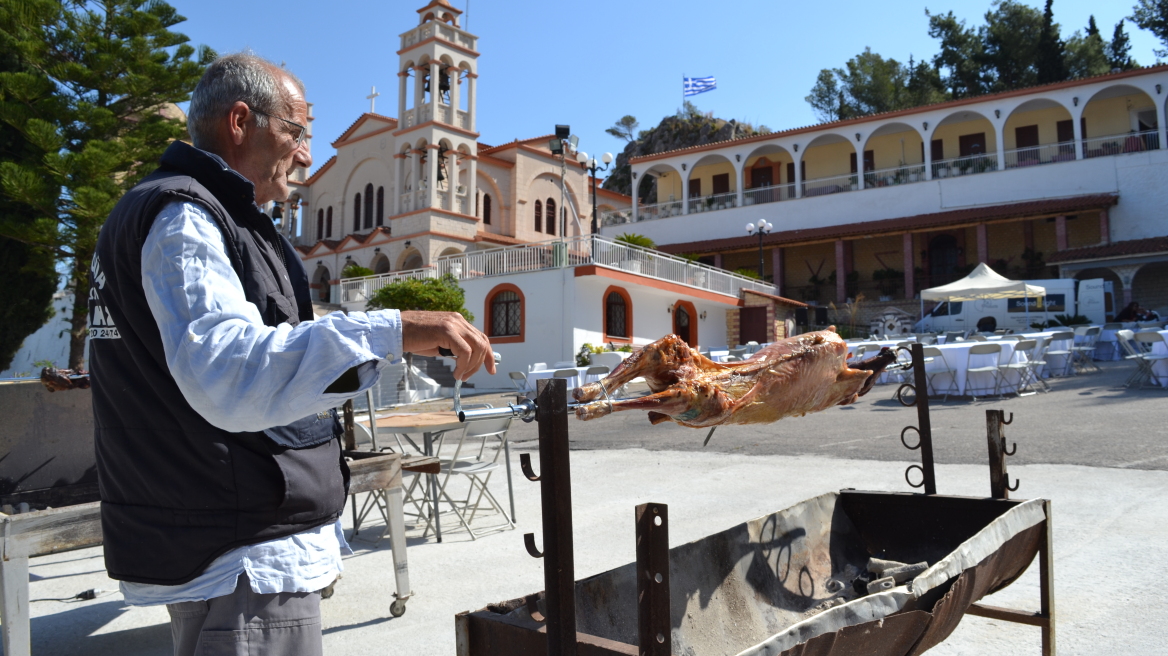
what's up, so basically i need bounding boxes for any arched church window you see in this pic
[534,200,542,233]
[364,183,374,229]
[488,288,522,337]
[316,209,323,241]
[376,187,385,226]
[545,198,556,235]
[605,290,629,338]
[483,194,492,225]
[353,193,362,232]
[326,207,333,237]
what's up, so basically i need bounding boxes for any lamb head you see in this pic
[573,329,896,428]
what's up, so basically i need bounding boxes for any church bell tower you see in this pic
[394,0,480,231]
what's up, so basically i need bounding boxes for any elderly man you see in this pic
[88,53,494,654]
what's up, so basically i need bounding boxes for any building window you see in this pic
[672,300,698,347]
[364,183,374,229]
[316,209,323,240]
[485,284,524,343]
[376,186,384,226]
[534,200,542,232]
[326,207,333,237]
[606,292,627,337]
[353,193,362,231]
[483,194,492,225]
[545,198,556,235]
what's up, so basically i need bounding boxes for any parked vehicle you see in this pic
[915,278,1112,333]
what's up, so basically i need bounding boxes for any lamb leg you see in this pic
[574,335,725,403]
[575,386,695,421]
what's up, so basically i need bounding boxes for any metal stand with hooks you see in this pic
[896,343,938,494]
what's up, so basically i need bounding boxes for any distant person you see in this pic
[976,316,997,333]
[1116,302,1141,322]
[1137,305,1161,321]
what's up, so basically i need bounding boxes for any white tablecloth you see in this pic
[925,341,1029,396]
[1151,330,1168,387]
[526,366,595,392]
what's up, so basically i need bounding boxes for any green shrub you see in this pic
[615,233,656,249]
[366,273,474,322]
[341,263,374,278]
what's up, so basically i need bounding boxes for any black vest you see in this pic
[89,141,348,585]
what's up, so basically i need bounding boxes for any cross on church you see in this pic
[366,86,380,113]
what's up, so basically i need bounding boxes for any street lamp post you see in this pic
[548,126,579,241]
[746,220,772,279]
[579,152,614,234]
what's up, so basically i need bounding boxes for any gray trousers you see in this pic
[166,573,323,656]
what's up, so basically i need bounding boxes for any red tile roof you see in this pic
[1047,235,1168,263]
[657,194,1119,254]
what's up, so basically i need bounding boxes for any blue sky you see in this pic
[173,0,1163,178]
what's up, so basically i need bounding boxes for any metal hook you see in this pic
[905,464,926,489]
[901,425,922,450]
[1001,412,1014,425]
[524,595,545,623]
[523,532,544,558]
[1003,441,1017,456]
[519,453,540,481]
[1007,477,1020,492]
[896,345,916,370]
[896,384,917,407]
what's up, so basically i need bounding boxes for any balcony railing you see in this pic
[1083,130,1160,158]
[744,184,795,205]
[1003,141,1077,169]
[600,208,633,226]
[688,191,738,213]
[862,163,926,188]
[931,152,998,179]
[803,173,859,198]
[337,235,774,304]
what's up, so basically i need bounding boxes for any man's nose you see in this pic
[293,142,312,170]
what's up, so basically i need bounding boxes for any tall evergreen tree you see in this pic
[1065,16,1112,79]
[0,32,56,372]
[805,48,948,121]
[927,9,990,98]
[1036,0,1068,84]
[0,0,213,368]
[1108,19,1137,69]
[1131,0,1168,57]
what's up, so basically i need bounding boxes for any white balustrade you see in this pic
[802,173,860,198]
[1083,130,1160,158]
[687,191,738,214]
[743,184,794,206]
[861,163,927,188]
[930,153,998,179]
[339,235,772,306]
[1002,142,1077,169]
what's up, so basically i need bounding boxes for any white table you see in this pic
[1150,330,1168,387]
[526,365,594,392]
[925,340,1029,396]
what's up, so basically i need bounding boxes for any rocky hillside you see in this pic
[603,109,768,203]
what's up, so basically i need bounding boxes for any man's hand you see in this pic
[400,311,497,381]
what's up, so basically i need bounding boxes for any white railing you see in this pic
[437,24,477,50]
[862,163,926,188]
[931,152,998,178]
[1002,142,1077,169]
[744,184,794,205]
[456,109,469,129]
[637,200,683,221]
[1083,130,1160,158]
[437,105,452,124]
[802,173,859,198]
[688,191,738,213]
[338,235,774,305]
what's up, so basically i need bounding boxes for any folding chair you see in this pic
[508,371,530,392]
[965,342,1004,400]
[425,414,516,538]
[944,331,964,343]
[1025,336,1052,393]
[1133,332,1168,388]
[553,368,581,390]
[1117,330,1152,387]
[968,334,988,341]
[884,342,915,393]
[999,339,1038,396]
[583,365,609,385]
[1042,331,1075,377]
[729,347,749,359]
[1071,326,1102,373]
[922,346,958,401]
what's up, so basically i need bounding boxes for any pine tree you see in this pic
[1065,15,1112,78]
[1108,20,1137,70]
[1131,0,1168,58]
[0,0,214,368]
[1035,0,1068,84]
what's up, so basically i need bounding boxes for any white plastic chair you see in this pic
[1070,326,1102,373]
[583,365,609,385]
[508,371,530,392]
[999,339,1038,396]
[529,362,547,372]
[922,346,958,401]
[426,414,516,538]
[1133,332,1168,388]
[965,343,1004,400]
[1042,331,1075,377]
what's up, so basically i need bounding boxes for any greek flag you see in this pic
[683,76,716,97]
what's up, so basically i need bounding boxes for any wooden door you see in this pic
[958,133,987,157]
[738,306,769,344]
[674,305,692,346]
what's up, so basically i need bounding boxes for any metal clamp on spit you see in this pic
[435,347,535,423]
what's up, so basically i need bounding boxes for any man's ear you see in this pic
[226,101,250,146]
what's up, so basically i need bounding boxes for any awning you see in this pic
[920,263,1046,301]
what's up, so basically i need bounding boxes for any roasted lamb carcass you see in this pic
[573,329,896,427]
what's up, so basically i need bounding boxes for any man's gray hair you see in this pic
[186,52,305,149]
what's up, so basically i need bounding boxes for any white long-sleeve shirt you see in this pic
[121,199,401,605]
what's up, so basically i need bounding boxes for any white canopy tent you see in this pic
[920,263,1047,328]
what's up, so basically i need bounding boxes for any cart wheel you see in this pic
[390,599,407,617]
[321,582,336,599]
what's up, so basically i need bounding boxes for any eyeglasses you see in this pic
[250,108,307,147]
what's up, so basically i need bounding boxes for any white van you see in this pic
[915,278,1113,334]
